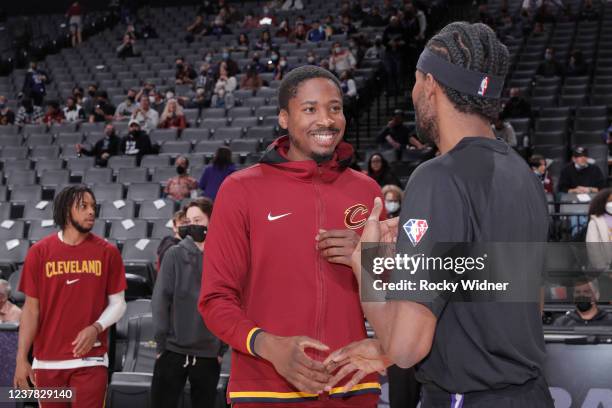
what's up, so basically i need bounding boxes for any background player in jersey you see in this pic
[199,66,384,407]
[324,22,555,407]
[14,185,127,408]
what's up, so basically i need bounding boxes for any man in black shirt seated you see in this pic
[553,279,612,326]
[377,109,430,161]
[501,87,532,119]
[558,146,605,194]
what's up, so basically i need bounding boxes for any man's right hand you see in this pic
[14,359,35,390]
[75,143,82,152]
[254,333,331,394]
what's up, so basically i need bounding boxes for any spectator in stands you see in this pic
[159,99,187,130]
[580,0,599,21]
[275,19,292,38]
[339,69,357,101]
[329,42,357,75]
[305,51,319,66]
[534,0,556,24]
[81,84,98,116]
[205,15,232,36]
[89,91,115,123]
[164,156,199,201]
[76,123,121,167]
[21,61,48,107]
[199,146,235,200]
[291,22,308,43]
[365,36,384,60]
[383,16,405,94]
[501,87,532,119]
[0,279,21,324]
[363,6,386,27]
[528,155,553,194]
[140,22,159,39]
[307,21,326,43]
[42,100,65,126]
[553,279,612,326]
[536,47,564,77]
[114,88,138,121]
[185,14,207,43]
[338,15,357,36]
[63,96,85,123]
[218,49,240,77]
[255,30,275,52]
[150,90,166,116]
[295,14,310,31]
[132,95,160,134]
[120,119,154,162]
[273,57,290,81]
[240,65,263,91]
[566,50,588,77]
[323,15,336,38]
[586,188,612,242]
[175,57,197,85]
[382,184,403,219]
[476,3,496,29]
[211,62,237,109]
[491,116,517,147]
[558,146,605,194]
[234,33,250,53]
[226,5,242,24]
[242,12,260,30]
[0,95,15,125]
[376,110,421,161]
[72,86,84,104]
[367,153,401,187]
[152,198,226,408]
[156,209,187,270]
[66,1,83,47]
[116,33,138,59]
[15,98,44,126]
[250,52,267,74]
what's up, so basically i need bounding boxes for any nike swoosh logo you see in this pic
[66,279,80,285]
[267,212,292,221]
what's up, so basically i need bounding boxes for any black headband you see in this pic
[416,48,505,99]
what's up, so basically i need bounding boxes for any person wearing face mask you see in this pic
[552,279,612,326]
[81,84,98,116]
[152,198,227,408]
[528,155,553,194]
[558,146,605,194]
[307,21,326,43]
[273,57,290,80]
[329,42,357,76]
[536,47,564,77]
[240,65,263,91]
[164,156,199,201]
[156,210,187,272]
[175,57,197,85]
[0,95,16,125]
[382,184,403,218]
[216,49,239,77]
[76,123,121,167]
[501,87,532,120]
[62,96,86,123]
[250,52,266,73]
[88,90,116,123]
[367,153,402,188]
[114,88,138,121]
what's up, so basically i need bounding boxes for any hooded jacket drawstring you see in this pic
[182,354,197,368]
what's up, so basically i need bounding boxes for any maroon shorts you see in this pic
[233,394,378,408]
[34,366,107,408]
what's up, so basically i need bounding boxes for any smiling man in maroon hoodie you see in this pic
[199,66,384,407]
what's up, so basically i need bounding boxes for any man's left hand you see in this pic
[71,325,99,357]
[316,229,360,267]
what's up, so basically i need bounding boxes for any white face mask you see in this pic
[148,96,155,103]
[385,201,400,214]
[166,92,174,100]
[605,202,612,215]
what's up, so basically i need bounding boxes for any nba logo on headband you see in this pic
[478,76,489,96]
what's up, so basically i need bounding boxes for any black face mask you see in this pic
[179,224,207,242]
[88,90,96,97]
[127,96,135,102]
[176,166,187,175]
[575,297,593,313]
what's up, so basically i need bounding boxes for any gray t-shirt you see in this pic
[396,136,549,393]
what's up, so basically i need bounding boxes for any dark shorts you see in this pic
[420,376,555,408]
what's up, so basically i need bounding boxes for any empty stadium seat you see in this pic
[10,185,42,203]
[22,201,54,220]
[26,133,54,147]
[181,128,210,143]
[39,169,70,187]
[66,157,96,175]
[109,219,148,241]
[151,167,179,184]
[100,200,137,220]
[84,168,114,184]
[35,158,64,174]
[0,240,29,272]
[6,170,36,186]
[0,221,25,241]
[159,141,192,156]
[127,183,161,201]
[139,199,175,220]
[28,221,59,242]
[7,268,24,304]
[117,168,149,184]
[200,118,228,130]
[140,155,171,169]
[93,183,124,202]
[149,129,179,144]
[1,147,28,160]
[212,127,242,141]
[108,156,138,172]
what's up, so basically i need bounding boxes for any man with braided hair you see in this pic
[324,22,555,407]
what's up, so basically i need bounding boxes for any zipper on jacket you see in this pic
[313,166,325,365]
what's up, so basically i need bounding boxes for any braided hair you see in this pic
[425,22,509,122]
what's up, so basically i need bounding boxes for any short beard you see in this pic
[414,99,439,146]
[70,218,93,234]
[288,132,335,164]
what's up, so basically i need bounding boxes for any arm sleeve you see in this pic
[152,247,176,353]
[95,291,126,330]
[393,164,469,318]
[199,176,261,356]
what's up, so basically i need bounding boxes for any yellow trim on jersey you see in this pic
[329,382,382,395]
[230,390,318,399]
[245,327,260,356]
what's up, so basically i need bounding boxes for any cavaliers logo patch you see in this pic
[344,204,369,230]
